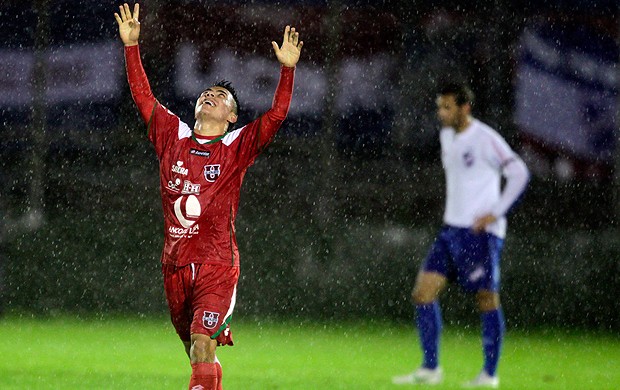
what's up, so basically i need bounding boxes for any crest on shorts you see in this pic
[204,164,221,182]
[203,311,220,329]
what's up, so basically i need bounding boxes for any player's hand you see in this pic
[472,213,497,233]
[272,26,303,68]
[114,3,140,47]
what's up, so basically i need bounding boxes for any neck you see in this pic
[455,116,472,133]
[194,119,228,136]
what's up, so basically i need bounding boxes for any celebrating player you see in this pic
[114,3,302,389]
[393,83,529,387]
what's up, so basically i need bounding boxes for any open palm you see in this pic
[272,26,303,68]
[114,3,140,46]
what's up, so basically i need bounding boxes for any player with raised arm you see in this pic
[393,83,529,388]
[114,3,302,389]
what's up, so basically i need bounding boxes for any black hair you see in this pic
[213,79,240,115]
[438,82,475,107]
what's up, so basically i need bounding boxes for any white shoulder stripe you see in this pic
[178,120,192,139]
[222,126,245,146]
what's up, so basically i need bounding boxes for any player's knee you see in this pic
[190,334,217,363]
[476,291,500,311]
[412,272,445,304]
[412,286,433,305]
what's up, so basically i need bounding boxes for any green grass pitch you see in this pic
[0,314,618,389]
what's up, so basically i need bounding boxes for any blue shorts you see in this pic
[422,225,504,293]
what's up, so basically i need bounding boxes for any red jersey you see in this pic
[124,45,294,267]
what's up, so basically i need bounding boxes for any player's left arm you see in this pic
[257,26,303,142]
[234,26,303,165]
[473,136,530,232]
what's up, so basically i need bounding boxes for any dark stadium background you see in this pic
[0,0,618,331]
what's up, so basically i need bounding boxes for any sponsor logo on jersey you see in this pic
[168,224,199,238]
[203,311,220,329]
[167,178,182,192]
[182,180,201,194]
[204,164,221,182]
[463,151,475,167]
[173,194,201,228]
[190,149,211,158]
[172,161,188,175]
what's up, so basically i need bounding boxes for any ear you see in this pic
[227,112,238,124]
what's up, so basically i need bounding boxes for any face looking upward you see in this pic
[436,94,471,132]
[194,86,238,125]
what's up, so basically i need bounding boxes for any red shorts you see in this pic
[162,263,239,346]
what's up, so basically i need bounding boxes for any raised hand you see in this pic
[271,26,303,68]
[114,3,140,46]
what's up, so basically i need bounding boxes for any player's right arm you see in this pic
[114,3,155,124]
[238,26,302,159]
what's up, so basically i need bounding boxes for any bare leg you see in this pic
[410,271,447,371]
[188,334,219,389]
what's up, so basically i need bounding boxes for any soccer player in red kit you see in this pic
[114,3,303,389]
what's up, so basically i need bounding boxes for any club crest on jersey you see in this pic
[463,151,475,167]
[203,311,220,329]
[204,164,221,182]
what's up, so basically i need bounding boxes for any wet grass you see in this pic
[0,314,618,389]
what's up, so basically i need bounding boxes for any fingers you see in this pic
[124,3,132,20]
[271,41,279,53]
[116,3,139,26]
[291,27,298,46]
[119,4,128,21]
[282,25,302,48]
[118,3,138,22]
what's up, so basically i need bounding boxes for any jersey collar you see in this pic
[191,131,227,145]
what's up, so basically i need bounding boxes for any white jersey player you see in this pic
[394,83,529,388]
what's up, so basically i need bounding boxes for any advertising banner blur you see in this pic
[514,21,618,181]
[0,42,121,107]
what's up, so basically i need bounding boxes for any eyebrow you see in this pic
[202,88,229,96]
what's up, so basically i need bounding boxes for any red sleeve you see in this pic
[124,45,182,158]
[124,45,157,124]
[258,65,295,146]
[231,65,295,167]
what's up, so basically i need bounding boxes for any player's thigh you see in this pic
[455,232,503,293]
[412,271,447,304]
[413,228,451,303]
[162,264,193,343]
[190,264,239,346]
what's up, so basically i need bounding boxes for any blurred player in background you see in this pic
[393,83,529,388]
[114,3,302,389]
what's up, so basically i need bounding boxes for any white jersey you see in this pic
[440,118,529,238]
